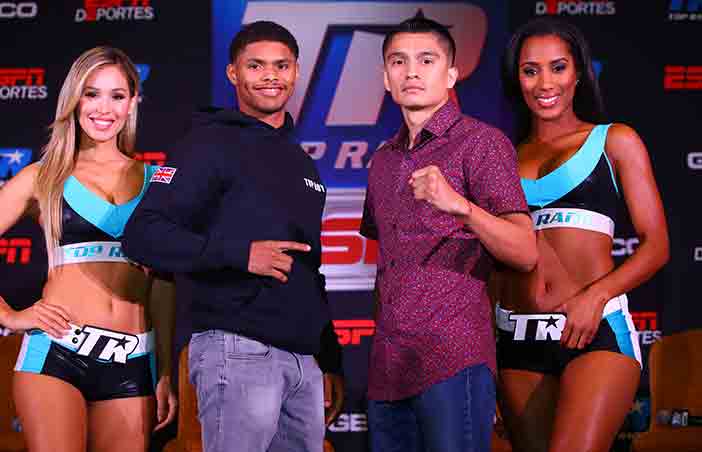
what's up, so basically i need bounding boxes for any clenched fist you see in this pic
[409,165,471,216]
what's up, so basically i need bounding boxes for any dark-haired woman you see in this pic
[493,17,669,452]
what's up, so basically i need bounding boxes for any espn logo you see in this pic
[320,189,377,291]
[664,66,702,90]
[0,2,38,19]
[0,68,47,100]
[631,312,657,331]
[333,319,375,346]
[134,151,166,166]
[75,0,154,22]
[322,217,377,266]
[0,238,31,264]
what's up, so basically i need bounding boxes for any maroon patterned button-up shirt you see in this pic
[360,100,528,401]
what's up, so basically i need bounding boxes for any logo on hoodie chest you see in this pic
[304,177,326,193]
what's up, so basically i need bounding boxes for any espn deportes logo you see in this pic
[0,2,37,19]
[328,413,368,433]
[631,312,661,345]
[333,319,375,346]
[688,152,702,170]
[669,0,702,21]
[535,0,616,16]
[134,151,166,166]
[664,66,702,90]
[75,0,154,22]
[0,238,31,264]
[0,68,47,100]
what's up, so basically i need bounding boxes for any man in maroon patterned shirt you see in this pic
[360,17,537,452]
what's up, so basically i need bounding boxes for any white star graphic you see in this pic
[0,150,25,165]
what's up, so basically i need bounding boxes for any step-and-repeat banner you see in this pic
[1,1,700,451]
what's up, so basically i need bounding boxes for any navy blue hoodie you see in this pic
[123,107,336,362]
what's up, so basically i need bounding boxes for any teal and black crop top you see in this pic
[520,124,619,237]
[53,164,158,267]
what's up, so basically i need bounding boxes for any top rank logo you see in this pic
[536,0,616,16]
[75,0,155,22]
[0,68,47,100]
[669,0,702,21]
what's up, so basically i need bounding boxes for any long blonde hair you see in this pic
[37,46,140,269]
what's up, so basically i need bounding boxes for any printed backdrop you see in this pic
[1,1,700,451]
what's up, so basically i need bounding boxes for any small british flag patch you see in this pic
[150,166,177,184]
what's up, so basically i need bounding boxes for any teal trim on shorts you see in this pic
[604,310,636,360]
[17,331,51,373]
[149,352,157,389]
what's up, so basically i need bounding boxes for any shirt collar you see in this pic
[389,99,463,150]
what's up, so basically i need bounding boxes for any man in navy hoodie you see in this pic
[122,21,343,452]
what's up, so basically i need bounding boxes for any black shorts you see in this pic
[14,324,156,401]
[496,295,642,376]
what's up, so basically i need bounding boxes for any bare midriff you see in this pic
[42,261,151,334]
[499,227,613,312]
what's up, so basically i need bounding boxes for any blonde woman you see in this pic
[0,46,176,452]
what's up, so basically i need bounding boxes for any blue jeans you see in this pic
[368,363,496,452]
[188,330,324,452]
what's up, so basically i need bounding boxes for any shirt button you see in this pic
[392,223,397,230]
[390,260,395,268]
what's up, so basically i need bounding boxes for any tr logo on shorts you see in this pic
[72,325,140,364]
[508,313,567,341]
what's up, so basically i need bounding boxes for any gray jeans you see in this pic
[189,330,324,452]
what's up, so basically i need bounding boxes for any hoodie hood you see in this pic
[191,106,295,135]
